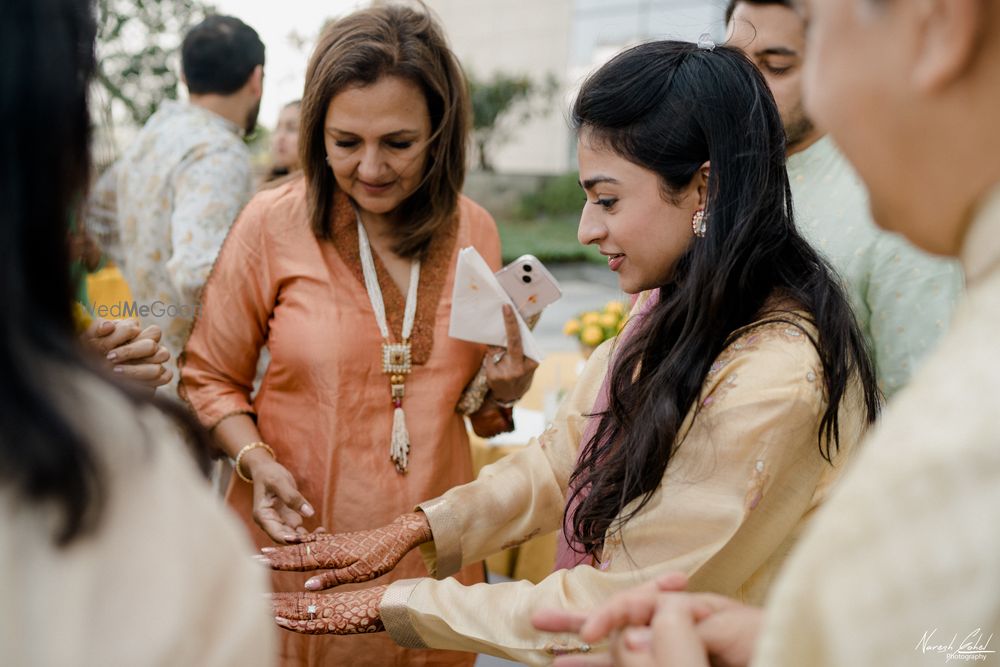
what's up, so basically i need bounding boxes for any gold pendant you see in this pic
[382,342,412,375]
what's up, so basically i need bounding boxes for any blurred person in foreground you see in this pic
[85,14,265,395]
[726,0,964,400]
[535,0,1000,664]
[0,0,275,664]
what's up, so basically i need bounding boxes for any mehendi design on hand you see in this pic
[260,512,432,589]
[272,586,387,635]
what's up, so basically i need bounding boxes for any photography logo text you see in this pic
[916,628,995,663]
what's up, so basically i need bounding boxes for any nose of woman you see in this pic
[356,145,388,182]
[578,206,608,246]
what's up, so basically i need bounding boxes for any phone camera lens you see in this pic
[522,275,532,284]
[523,264,533,272]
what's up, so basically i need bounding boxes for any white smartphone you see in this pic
[495,254,562,320]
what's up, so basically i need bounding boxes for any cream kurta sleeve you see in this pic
[382,319,864,665]
[415,338,611,578]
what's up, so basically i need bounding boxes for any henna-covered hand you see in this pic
[258,512,432,590]
[272,586,387,635]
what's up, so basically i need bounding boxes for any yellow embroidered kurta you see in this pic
[753,188,1000,666]
[381,311,868,665]
[180,180,497,667]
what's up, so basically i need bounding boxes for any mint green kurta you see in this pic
[788,136,964,398]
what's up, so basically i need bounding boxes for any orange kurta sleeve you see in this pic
[178,192,277,429]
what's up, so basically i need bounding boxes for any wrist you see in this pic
[235,441,275,482]
[395,511,432,546]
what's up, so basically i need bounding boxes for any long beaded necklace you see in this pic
[357,216,420,473]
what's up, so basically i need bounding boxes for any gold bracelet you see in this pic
[234,441,275,483]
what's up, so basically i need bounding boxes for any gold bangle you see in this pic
[234,441,275,483]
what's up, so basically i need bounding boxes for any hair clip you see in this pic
[697,33,717,51]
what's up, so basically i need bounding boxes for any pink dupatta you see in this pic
[554,290,659,570]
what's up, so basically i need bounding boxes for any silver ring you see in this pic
[492,351,506,364]
[307,603,317,620]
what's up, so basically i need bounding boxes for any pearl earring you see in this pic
[692,209,707,237]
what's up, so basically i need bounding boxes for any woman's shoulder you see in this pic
[457,194,498,234]
[703,311,824,406]
[236,176,310,240]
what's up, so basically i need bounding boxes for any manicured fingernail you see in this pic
[106,351,117,361]
[624,627,652,650]
[284,535,297,542]
[305,578,321,590]
[113,366,124,373]
[261,547,277,554]
[252,555,271,566]
[300,503,315,517]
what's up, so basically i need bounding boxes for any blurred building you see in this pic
[427,0,727,175]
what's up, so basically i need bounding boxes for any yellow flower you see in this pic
[563,319,582,336]
[581,324,604,347]
[581,311,601,326]
[604,300,626,315]
[599,312,619,328]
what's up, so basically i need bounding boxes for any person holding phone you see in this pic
[254,39,881,665]
[178,5,536,666]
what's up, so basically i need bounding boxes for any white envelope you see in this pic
[449,247,544,362]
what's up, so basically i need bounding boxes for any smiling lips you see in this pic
[606,253,625,271]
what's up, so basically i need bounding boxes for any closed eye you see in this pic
[387,140,414,150]
[334,139,359,148]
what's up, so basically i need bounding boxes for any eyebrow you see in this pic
[755,46,799,58]
[580,175,620,189]
[326,127,422,138]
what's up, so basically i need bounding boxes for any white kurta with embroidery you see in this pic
[85,101,253,391]
[754,186,1000,666]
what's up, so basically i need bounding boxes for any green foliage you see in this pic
[497,214,603,265]
[517,172,584,219]
[467,71,557,171]
[94,0,216,127]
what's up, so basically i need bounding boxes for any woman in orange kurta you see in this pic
[179,6,536,666]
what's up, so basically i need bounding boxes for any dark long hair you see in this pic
[567,41,880,557]
[0,0,213,546]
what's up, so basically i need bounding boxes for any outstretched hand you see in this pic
[272,586,387,635]
[257,512,432,590]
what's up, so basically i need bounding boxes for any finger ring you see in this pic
[307,603,317,620]
[306,545,312,558]
[492,351,506,364]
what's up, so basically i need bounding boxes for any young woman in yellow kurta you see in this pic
[179,6,536,666]
[257,40,881,665]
